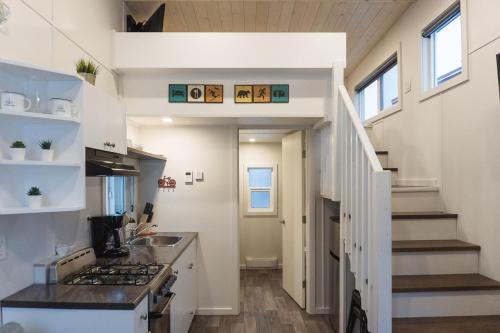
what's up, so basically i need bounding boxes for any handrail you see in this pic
[338,86,382,172]
[337,85,392,333]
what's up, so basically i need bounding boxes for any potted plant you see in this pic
[27,186,42,208]
[76,59,99,85]
[39,139,54,162]
[10,140,26,161]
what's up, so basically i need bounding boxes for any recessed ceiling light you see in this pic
[162,117,173,123]
[249,138,256,142]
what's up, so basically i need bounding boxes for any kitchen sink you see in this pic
[129,235,184,247]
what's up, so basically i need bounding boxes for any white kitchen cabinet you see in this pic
[171,239,197,333]
[83,82,127,155]
[1,296,149,333]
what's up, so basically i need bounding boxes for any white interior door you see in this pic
[281,131,305,308]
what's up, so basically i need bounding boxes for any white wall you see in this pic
[136,125,240,315]
[122,69,332,118]
[346,0,500,280]
[0,0,122,96]
[0,0,122,299]
[239,142,282,267]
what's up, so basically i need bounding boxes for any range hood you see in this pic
[86,148,140,177]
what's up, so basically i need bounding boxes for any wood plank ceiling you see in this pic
[125,0,415,73]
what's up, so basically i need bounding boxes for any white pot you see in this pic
[10,148,26,161]
[41,149,54,162]
[27,195,42,208]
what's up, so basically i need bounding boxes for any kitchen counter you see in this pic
[1,232,197,310]
[103,232,198,266]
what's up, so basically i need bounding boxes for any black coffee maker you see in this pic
[89,215,130,258]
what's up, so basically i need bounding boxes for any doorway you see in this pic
[238,129,306,308]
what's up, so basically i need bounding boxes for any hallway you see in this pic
[189,269,333,333]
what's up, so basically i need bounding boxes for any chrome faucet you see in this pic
[129,223,158,241]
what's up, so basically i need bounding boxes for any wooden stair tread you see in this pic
[393,316,500,333]
[393,240,480,252]
[393,274,500,293]
[376,150,389,155]
[392,212,458,220]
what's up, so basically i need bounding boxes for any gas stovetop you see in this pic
[64,263,165,286]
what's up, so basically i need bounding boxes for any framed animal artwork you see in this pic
[234,85,253,103]
[187,84,205,103]
[271,84,289,103]
[253,85,271,103]
[205,85,224,103]
[169,84,187,103]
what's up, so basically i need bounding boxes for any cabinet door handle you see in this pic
[188,263,194,269]
[110,143,116,148]
[140,313,148,321]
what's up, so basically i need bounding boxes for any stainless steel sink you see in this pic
[129,235,184,247]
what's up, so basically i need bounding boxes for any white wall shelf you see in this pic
[0,160,81,167]
[0,110,81,124]
[0,205,84,216]
[0,60,85,215]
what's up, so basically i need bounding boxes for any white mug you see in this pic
[50,98,73,117]
[0,92,32,112]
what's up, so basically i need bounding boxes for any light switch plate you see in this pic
[185,170,193,184]
[0,235,6,260]
[404,80,412,93]
[195,171,204,181]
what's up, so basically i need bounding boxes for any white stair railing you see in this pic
[337,85,392,333]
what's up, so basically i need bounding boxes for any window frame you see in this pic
[103,176,136,216]
[420,0,469,101]
[355,48,402,124]
[243,164,278,216]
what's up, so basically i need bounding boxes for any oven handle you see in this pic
[149,292,175,320]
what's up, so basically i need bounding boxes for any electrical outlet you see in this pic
[0,235,6,260]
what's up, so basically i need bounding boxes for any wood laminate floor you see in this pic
[189,269,334,333]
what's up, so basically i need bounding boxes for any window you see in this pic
[422,2,462,89]
[105,176,135,215]
[356,54,399,121]
[245,165,277,215]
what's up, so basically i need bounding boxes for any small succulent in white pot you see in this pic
[10,140,26,161]
[39,140,54,162]
[27,186,42,208]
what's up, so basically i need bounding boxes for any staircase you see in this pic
[375,150,500,332]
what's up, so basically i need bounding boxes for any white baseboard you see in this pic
[313,307,331,315]
[395,178,439,187]
[196,307,238,315]
[240,264,283,269]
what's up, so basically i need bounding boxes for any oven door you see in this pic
[149,293,175,333]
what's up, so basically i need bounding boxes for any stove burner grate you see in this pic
[64,263,164,286]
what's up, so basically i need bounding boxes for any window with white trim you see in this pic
[422,2,462,90]
[105,176,135,215]
[245,165,277,216]
[356,54,399,121]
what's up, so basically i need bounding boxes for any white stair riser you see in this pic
[393,290,500,318]
[392,219,457,241]
[392,191,444,212]
[393,251,479,275]
[377,155,388,168]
